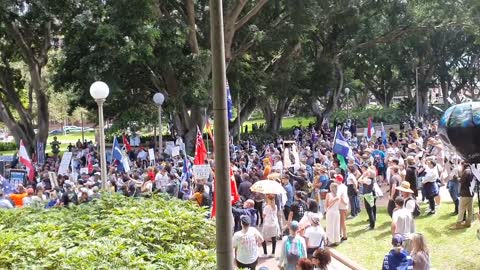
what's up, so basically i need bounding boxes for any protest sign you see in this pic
[192,165,210,179]
[171,146,180,157]
[48,171,59,188]
[148,148,155,161]
[58,152,73,176]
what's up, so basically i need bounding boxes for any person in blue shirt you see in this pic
[372,144,386,182]
[382,234,413,270]
[281,175,294,220]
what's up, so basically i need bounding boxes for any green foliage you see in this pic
[0,194,216,269]
[332,107,405,127]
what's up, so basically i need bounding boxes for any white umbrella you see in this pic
[250,180,286,195]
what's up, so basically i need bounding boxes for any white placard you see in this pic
[375,130,382,138]
[48,171,58,188]
[165,141,175,155]
[80,168,89,175]
[192,165,211,179]
[148,148,155,161]
[171,146,180,157]
[58,152,73,176]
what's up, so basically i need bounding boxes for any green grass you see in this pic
[335,203,479,270]
[242,116,315,132]
[0,132,95,155]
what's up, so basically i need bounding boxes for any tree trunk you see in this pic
[262,98,292,133]
[229,96,256,136]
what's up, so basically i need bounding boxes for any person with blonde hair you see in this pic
[410,233,430,270]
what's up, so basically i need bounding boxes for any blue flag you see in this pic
[381,122,387,146]
[182,156,191,183]
[333,129,361,167]
[226,81,233,121]
[112,137,125,172]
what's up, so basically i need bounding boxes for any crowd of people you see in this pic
[1,117,479,270]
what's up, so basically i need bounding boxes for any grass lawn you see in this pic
[335,202,479,270]
[0,132,95,155]
[242,116,315,132]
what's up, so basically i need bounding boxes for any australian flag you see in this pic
[182,156,192,183]
[226,81,233,121]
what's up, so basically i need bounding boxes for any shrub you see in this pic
[0,194,216,269]
[0,142,17,152]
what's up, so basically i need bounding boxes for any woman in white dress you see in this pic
[325,183,340,246]
[261,194,280,256]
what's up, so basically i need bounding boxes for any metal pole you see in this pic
[347,91,350,119]
[96,99,107,190]
[210,0,233,268]
[81,112,85,143]
[158,106,163,155]
[415,67,419,121]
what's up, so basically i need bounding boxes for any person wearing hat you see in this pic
[391,196,414,252]
[304,215,325,257]
[405,156,419,198]
[381,234,413,270]
[232,215,264,270]
[278,220,307,270]
[396,181,418,225]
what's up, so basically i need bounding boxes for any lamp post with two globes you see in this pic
[90,81,109,190]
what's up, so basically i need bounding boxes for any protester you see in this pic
[296,258,314,270]
[282,175,295,220]
[9,185,27,207]
[335,174,349,241]
[288,191,307,223]
[410,233,431,270]
[421,159,439,215]
[261,194,280,257]
[346,165,360,218]
[325,183,340,246]
[232,215,264,270]
[382,234,414,270]
[311,248,331,270]
[304,215,325,257]
[278,221,307,270]
[0,191,13,209]
[391,196,414,251]
[455,162,475,228]
[358,164,377,230]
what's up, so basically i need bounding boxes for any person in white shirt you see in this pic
[396,181,417,233]
[155,168,169,192]
[0,191,13,209]
[232,215,263,270]
[335,174,349,241]
[421,160,439,215]
[304,216,326,257]
[391,196,414,252]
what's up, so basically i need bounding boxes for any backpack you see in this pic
[285,236,303,263]
[201,192,211,207]
[406,197,421,218]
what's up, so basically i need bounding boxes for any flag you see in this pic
[113,137,126,172]
[365,117,375,141]
[381,122,387,146]
[337,154,348,171]
[333,129,355,161]
[194,126,207,165]
[226,81,233,121]
[181,156,191,182]
[205,118,215,148]
[19,140,34,181]
[87,151,93,174]
[211,167,240,218]
[122,135,132,152]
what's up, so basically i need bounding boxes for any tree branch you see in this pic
[235,0,269,32]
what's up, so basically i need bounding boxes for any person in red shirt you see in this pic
[9,185,28,208]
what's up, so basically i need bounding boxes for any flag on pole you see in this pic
[381,122,387,146]
[365,117,374,141]
[19,140,34,181]
[194,126,207,165]
[113,137,131,173]
[122,135,132,152]
[205,118,215,149]
[333,129,355,160]
[211,167,240,218]
[337,154,348,171]
[181,156,191,182]
[226,81,233,121]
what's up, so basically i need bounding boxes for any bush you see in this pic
[331,106,406,127]
[0,194,216,269]
[0,142,17,152]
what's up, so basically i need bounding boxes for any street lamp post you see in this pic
[345,87,350,120]
[153,93,165,155]
[89,81,109,190]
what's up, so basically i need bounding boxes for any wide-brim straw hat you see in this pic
[395,181,414,194]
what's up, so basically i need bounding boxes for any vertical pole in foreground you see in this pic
[96,100,107,190]
[210,0,233,269]
[415,67,419,121]
[158,106,163,155]
[238,91,241,143]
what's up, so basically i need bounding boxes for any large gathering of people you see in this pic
[0,117,479,270]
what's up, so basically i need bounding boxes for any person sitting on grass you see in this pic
[382,234,413,270]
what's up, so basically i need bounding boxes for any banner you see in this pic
[192,165,211,179]
[148,148,155,161]
[36,142,45,165]
[58,152,73,176]
[165,141,175,156]
[171,146,180,157]
[48,171,59,188]
[9,169,27,190]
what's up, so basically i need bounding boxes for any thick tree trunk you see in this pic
[229,97,256,137]
[262,98,292,133]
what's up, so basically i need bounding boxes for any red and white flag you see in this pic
[194,126,207,165]
[122,135,132,152]
[19,140,34,181]
[210,167,240,218]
